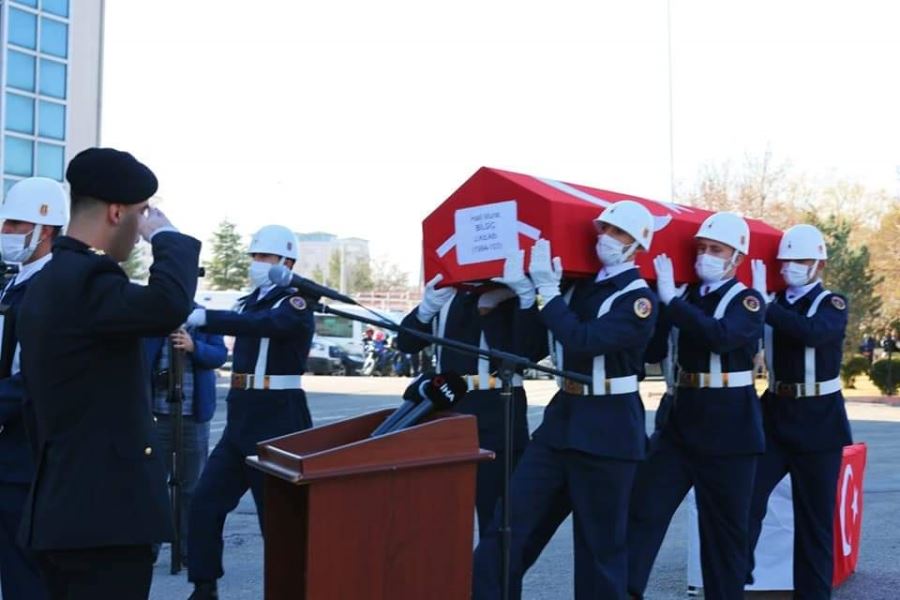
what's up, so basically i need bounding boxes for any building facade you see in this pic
[1,0,102,196]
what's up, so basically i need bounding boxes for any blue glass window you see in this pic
[42,0,69,17]
[9,8,37,49]
[38,100,65,139]
[5,93,35,134]
[7,51,36,91]
[4,137,34,176]
[39,59,66,98]
[40,18,68,58]
[36,142,64,181]
[12,0,39,7]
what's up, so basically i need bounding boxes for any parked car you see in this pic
[307,337,344,375]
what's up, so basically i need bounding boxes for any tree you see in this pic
[371,259,410,290]
[204,220,250,290]
[120,246,148,281]
[810,213,883,355]
[867,202,900,326]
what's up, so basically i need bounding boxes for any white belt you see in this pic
[560,374,639,396]
[231,373,303,391]
[770,377,841,398]
[465,373,524,391]
[677,370,753,389]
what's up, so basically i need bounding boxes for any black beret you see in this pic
[66,147,158,205]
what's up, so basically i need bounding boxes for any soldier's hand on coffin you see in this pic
[417,274,456,323]
[528,239,562,302]
[137,207,175,242]
[751,259,769,301]
[170,328,195,353]
[492,249,536,309]
[653,254,677,305]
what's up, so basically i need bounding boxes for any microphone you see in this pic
[268,264,357,305]
[369,372,434,437]
[382,372,467,434]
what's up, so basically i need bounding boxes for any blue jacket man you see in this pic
[474,200,659,600]
[746,225,852,599]
[0,177,70,600]
[186,225,314,600]
[627,212,765,600]
[17,149,201,599]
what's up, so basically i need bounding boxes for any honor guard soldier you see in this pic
[186,225,314,600]
[474,200,659,600]
[396,250,544,536]
[627,212,765,600]
[16,149,201,599]
[0,178,69,600]
[746,225,852,598]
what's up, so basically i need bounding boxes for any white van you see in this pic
[314,303,403,357]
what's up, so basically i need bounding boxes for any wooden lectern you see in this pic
[246,409,493,600]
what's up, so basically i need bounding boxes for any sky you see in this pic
[100,0,900,283]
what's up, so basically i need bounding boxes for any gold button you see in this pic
[144,447,152,456]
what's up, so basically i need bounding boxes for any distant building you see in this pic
[295,231,370,280]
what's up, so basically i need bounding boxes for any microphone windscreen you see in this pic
[424,372,467,410]
[402,372,433,403]
[268,264,291,286]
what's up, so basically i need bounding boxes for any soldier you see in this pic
[186,225,314,600]
[746,224,852,598]
[627,212,766,600]
[16,148,201,599]
[0,177,69,600]
[396,250,543,535]
[474,200,659,599]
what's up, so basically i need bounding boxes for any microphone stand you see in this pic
[313,301,590,600]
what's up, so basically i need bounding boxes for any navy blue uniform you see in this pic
[0,274,48,599]
[187,285,314,584]
[397,291,543,534]
[747,284,852,598]
[16,233,200,597]
[628,279,765,600]
[474,268,658,600]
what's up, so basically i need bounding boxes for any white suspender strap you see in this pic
[433,290,456,372]
[664,327,680,393]
[592,279,649,391]
[708,282,747,387]
[804,290,831,388]
[478,333,491,389]
[549,287,576,387]
[253,296,289,385]
[764,325,774,389]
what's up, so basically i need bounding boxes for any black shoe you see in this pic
[188,581,218,600]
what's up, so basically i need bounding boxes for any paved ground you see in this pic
[146,376,900,599]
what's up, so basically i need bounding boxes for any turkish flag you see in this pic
[423,167,784,288]
[833,443,866,587]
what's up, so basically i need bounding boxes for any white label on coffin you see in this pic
[454,200,519,265]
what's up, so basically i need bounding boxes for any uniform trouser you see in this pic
[186,435,266,583]
[36,545,153,600]
[473,440,636,600]
[0,482,48,599]
[747,439,842,599]
[627,436,757,600]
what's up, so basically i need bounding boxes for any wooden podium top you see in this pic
[247,409,493,484]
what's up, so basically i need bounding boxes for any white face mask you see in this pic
[595,234,634,267]
[695,253,729,284]
[0,225,41,264]
[248,260,273,290]
[781,261,815,287]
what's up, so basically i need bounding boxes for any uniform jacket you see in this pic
[16,232,200,550]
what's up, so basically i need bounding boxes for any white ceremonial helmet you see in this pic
[0,177,69,227]
[248,224,298,260]
[593,200,655,251]
[777,224,827,260]
[694,211,750,255]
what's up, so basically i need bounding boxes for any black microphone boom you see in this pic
[369,373,434,437]
[268,264,357,305]
[383,372,467,434]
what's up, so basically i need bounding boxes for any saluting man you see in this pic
[0,177,69,600]
[396,250,544,536]
[16,148,201,599]
[746,224,852,598]
[627,212,766,600]
[186,224,314,600]
[474,200,659,599]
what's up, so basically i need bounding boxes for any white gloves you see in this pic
[528,239,563,303]
[417,274,455,324]
[653,254,677,305]
[138,207,177,242]
[751,259,770,302]
[492,250,536,309]
[186,308,207,328]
